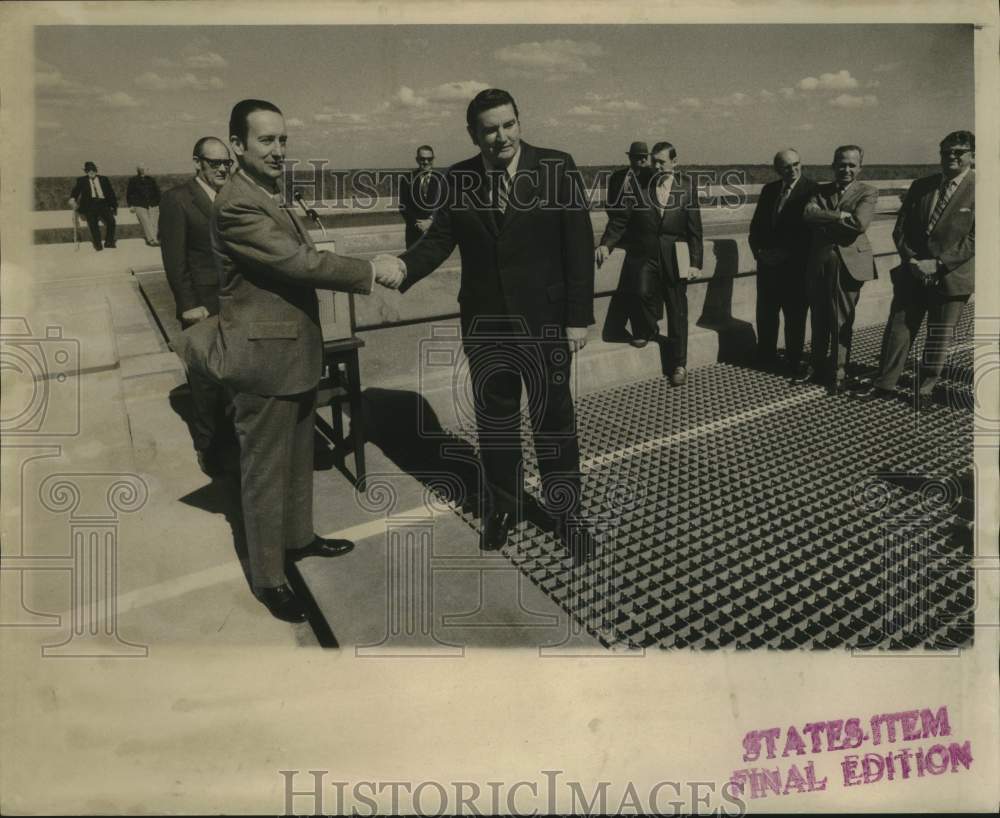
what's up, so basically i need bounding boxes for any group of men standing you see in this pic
[69,162,163,249]
[99,87,973,624]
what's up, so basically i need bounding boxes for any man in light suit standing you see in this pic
[159,136,235,476]
[800,145,878,393]
[196,99,403,622]
[859,131,975,411]
[389,88,596,559]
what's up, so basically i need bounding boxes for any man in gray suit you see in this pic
[160,136,235,476]
[860,130,975,411]
[195,99,403,622]
[800,145,878,393]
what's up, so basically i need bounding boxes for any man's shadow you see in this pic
[362,386,554,530]
[690,238,757,367]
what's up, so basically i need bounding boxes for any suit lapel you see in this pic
[188,178,213,221]
[919,173,941,229]
[235,171,302,243]
[475,158,499,238]
[930,170,973,235]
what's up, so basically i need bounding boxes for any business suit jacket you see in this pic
[601,169,704,294]
[204,170,373,397]
[126,174,161,208]
[70,175,118,213]
[399,169,446,236]
[892,171,975,297]
[601,167,644,254]
[804,180,878,282]
[748,176,818,263]
[399,142,595,333]
[159,178,221,319]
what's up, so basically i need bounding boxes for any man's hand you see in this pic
[415,218,433,233]
[595,245,611,268]
[686,267,702,281]
[181,306,210,324]
[566,326,588,352]
[372,254,406,289]
[909,258,939,285]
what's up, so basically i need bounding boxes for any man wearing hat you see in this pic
[69,161,118,250]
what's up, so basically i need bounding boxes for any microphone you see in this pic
[294,190,327,239]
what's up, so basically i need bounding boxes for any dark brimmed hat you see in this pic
[626,141,649,157]
[83,161,97,172]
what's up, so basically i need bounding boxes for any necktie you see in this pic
[495,172,510,226]
[927,179,957,234]
[419,173,429,201]
[656,176,673,211]
[776,183,792,214]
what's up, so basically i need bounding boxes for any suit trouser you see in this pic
[134,206,159,243]
[84,205,116,248]
[181,317,232,453]
[232,389,316,588]
[632,280,688,369]
[756,259,808,366]
[462,316,581,518]
[808,250,863,380]
[875,278,969,395]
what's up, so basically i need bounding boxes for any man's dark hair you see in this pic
[83,161,97,172]
[192,136,229,159]
[466,89,519,132]
[229,99,282,146]
[940,130,974,152]
[834,144,864,164]
[416,144,434,156]
[651,141,677,160]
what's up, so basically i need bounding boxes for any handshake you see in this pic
[372,254,406,290]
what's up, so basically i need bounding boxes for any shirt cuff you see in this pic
[368,260,376,291]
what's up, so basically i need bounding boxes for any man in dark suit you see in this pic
[606,140,649,213]
[800,145,878,393]
[126,163,162,246]
[596,141,704,385]
[180,99,403,622]
[860,130,975,411]
[748,148,818,375]
[398,144,446,248]
[159,136,235,476]
[69,161,117,250]
[394,88,596,558]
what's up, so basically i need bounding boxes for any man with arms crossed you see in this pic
[390,88,597,560]
[159,137,236,477]
[859,131,975,411]
[194,99,403,622]
[748,148,817,376]
[800,145,878,394]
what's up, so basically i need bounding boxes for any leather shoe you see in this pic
[855,384,896,402]
[670,366,687,386]
[791,364,821,384]
[481,511,514,551]
[289,535,355,560]
[254,584,307,623]
[629,337,649,349]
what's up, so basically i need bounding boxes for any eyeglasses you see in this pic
[940,148,972,158]
[198,157,234,169]
[417,157,434,164]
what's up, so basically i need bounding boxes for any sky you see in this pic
[34,24,974,176]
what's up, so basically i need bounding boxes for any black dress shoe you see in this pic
[791,364,817,383]
[254,584,307,623]
[289,535,355,560]
[481,511,514,551]
[105,241,117,248]
[855,384,896,402]
[629,337,649,349]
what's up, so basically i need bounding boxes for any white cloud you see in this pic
[151,57,177,69]
[712,91,750,106]
[567,96,646,116]
[494,39,603,78]
[865,79,881,88]
[393,86,429,108]
[830,93,878,108]
[679,97,702,109]
[134,72,225,91]
[542,117,560,128]
[424,80,489,102]
[798,70,859,91]
[759,90,776,101]
[779,87,797,100]
[286,117,306,128]
[102,91,143,108]
[584,123,606,133]
[873,61,902,73]
[183,50,228,70]
[314,108,371,125]
[792,123,815,131]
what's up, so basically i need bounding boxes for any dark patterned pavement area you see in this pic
[446,306,976,650]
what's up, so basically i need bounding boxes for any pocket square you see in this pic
[959,207,972,212]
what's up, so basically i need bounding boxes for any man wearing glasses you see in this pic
[160,136,236,476]
[399,144,444,248]
[859,131,976,410]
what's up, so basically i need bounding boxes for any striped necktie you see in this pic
[496,172,510,214]
[927,179,957,234]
